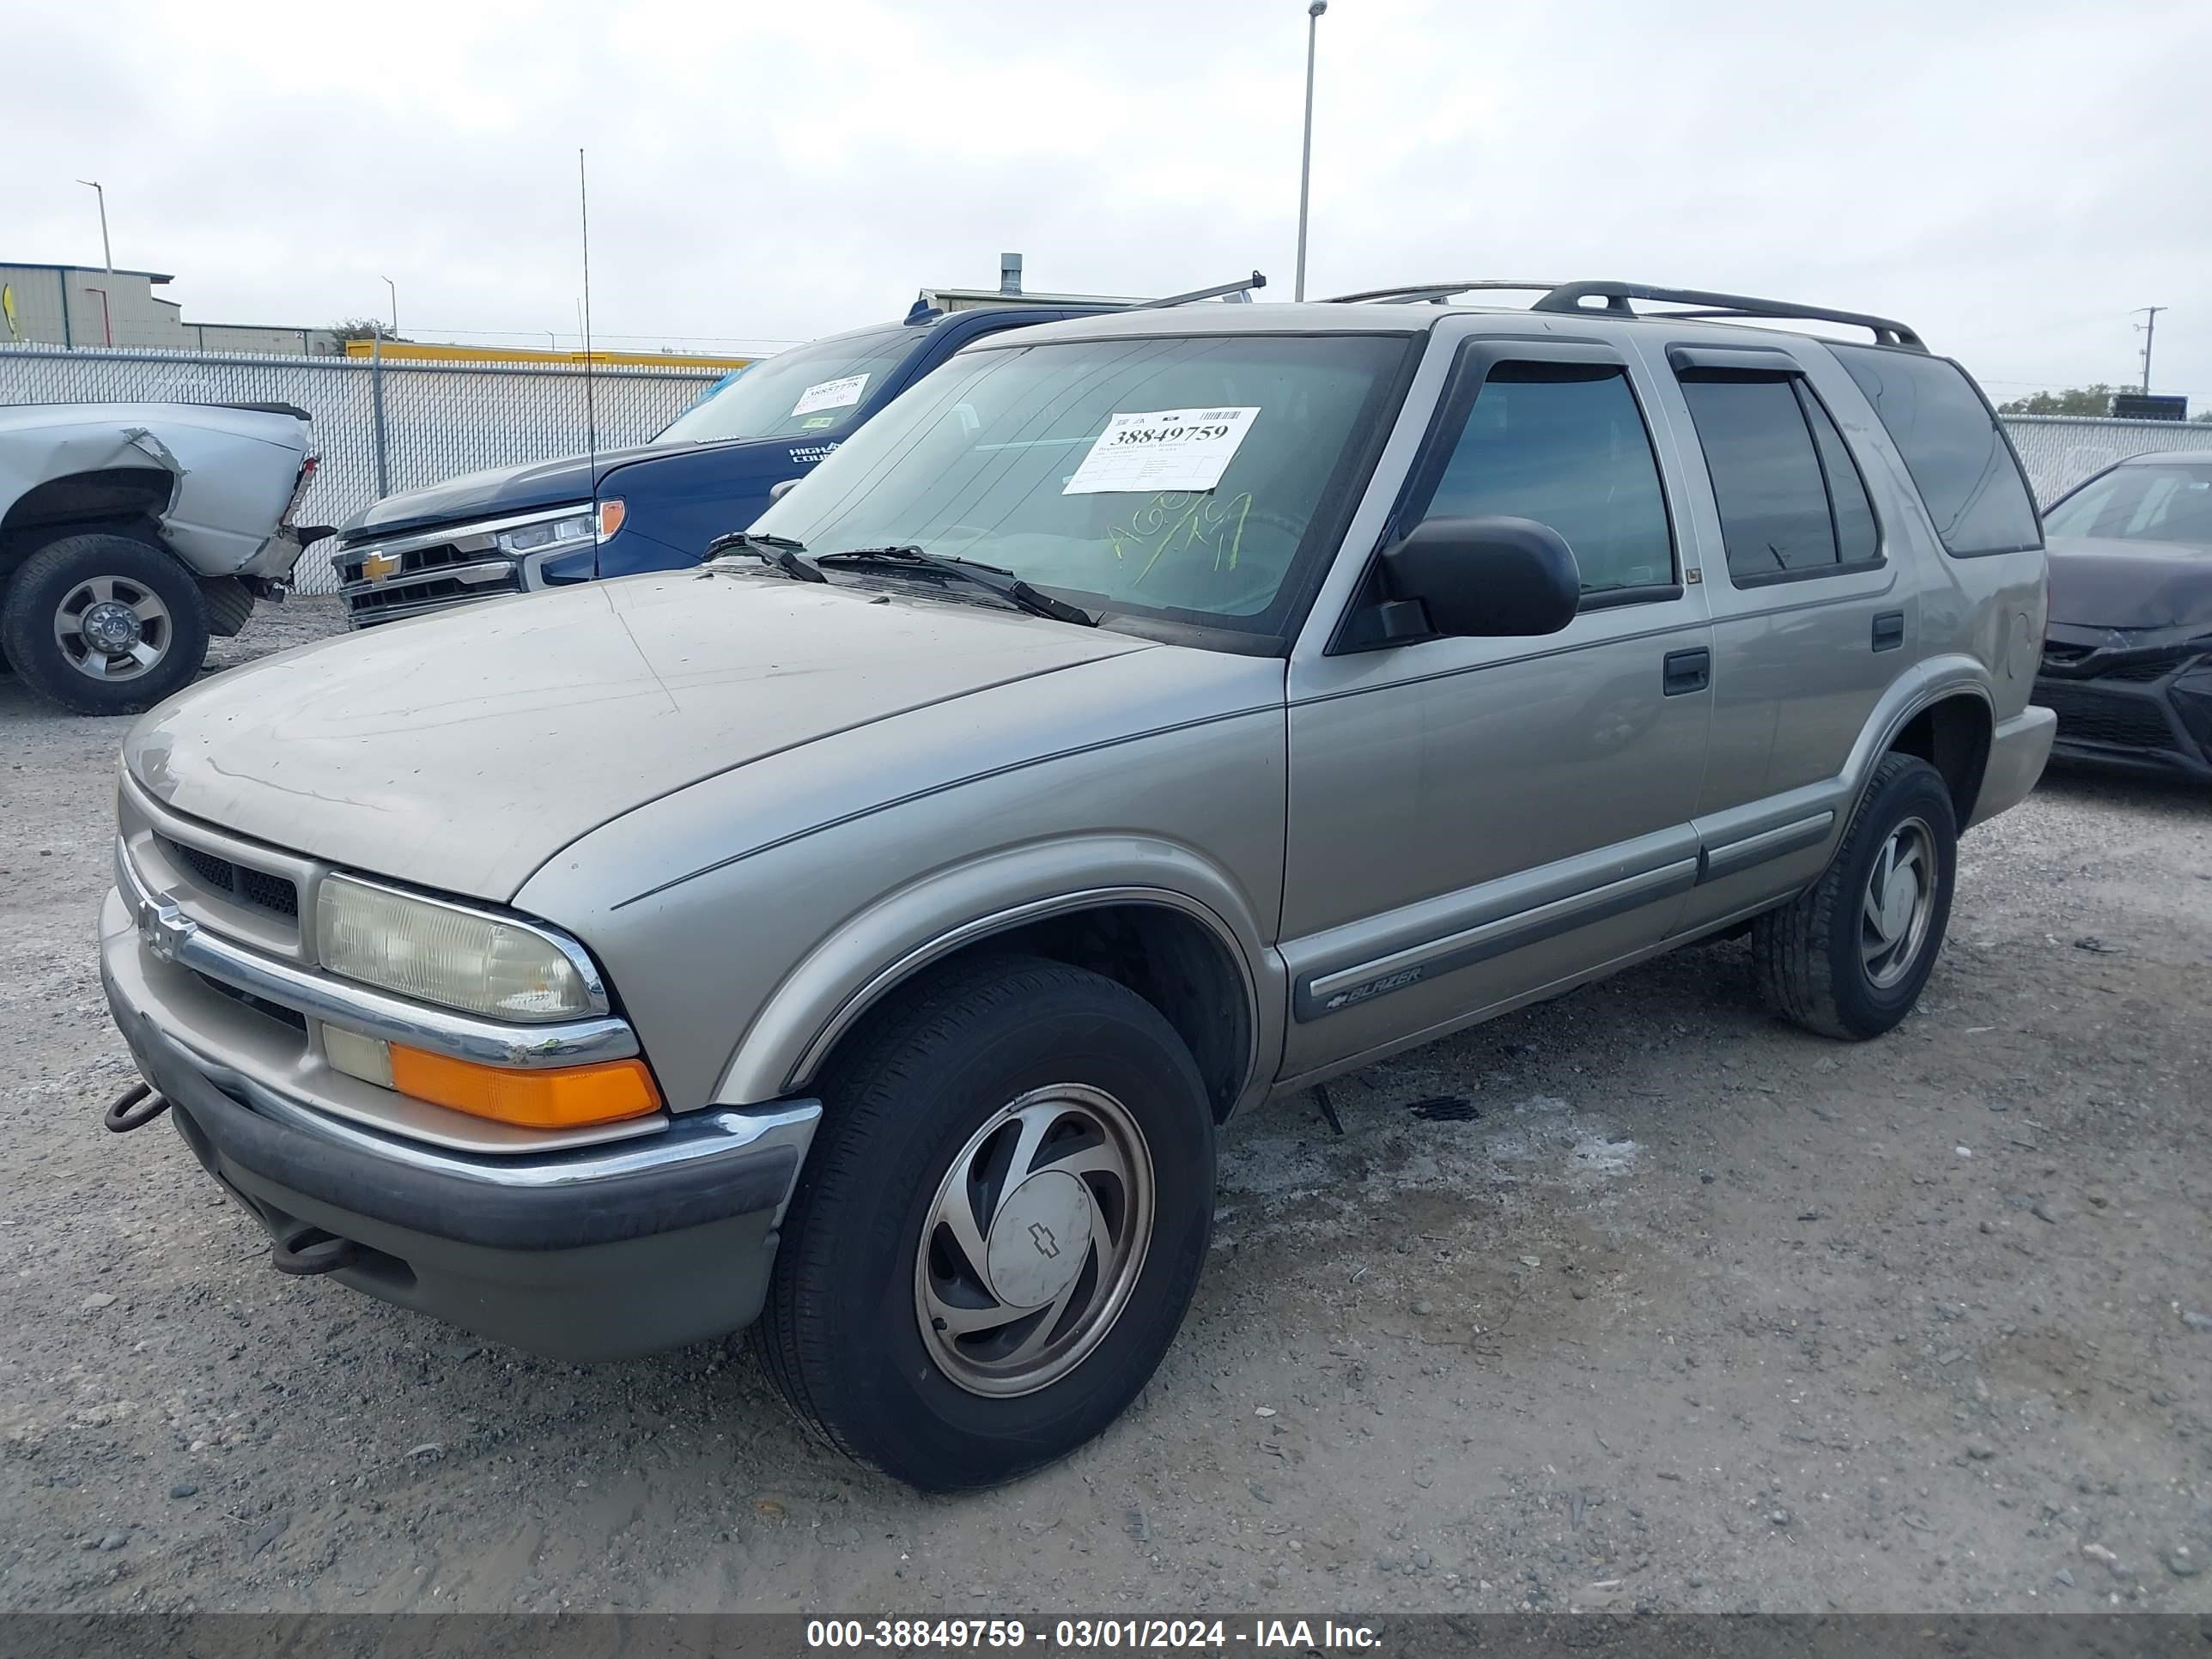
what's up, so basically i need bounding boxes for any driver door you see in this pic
[1278,334,1716,1079]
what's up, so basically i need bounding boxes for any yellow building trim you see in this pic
[343,340,753,370]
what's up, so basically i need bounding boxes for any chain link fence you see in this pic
[1999,414,2212,507]
[6,347,2209,595]
[0,345,725,592]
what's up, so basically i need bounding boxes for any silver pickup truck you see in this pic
[99,281,2053,1491]
[1,401,323,714]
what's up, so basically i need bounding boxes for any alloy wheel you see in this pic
[54,576,172,682]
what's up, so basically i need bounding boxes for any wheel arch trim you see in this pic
[709,842,1280,1114]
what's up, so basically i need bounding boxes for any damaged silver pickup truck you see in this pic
[1,401,325,714]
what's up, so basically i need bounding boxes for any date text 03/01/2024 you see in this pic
[803,1617,1383,1650]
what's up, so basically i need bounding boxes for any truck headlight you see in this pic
[493,499,623,553]
[316,875,602,1021]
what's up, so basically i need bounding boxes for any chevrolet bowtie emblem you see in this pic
[362,550,402,582]
[1028,1222,1060,1259]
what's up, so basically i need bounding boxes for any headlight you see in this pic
[316,875,602,1022]
[494,499,623,554]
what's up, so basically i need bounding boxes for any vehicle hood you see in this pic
[337,434,803,541]
[2045,534,2212,631]
[124,573,1155,902]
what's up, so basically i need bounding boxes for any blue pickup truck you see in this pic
[331,301,1113,627]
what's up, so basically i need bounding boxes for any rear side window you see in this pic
[1832,346,2041,556]
[1677,374,1881,581]
[1416,364,1675,595]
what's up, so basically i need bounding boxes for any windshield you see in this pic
[751,332,1409,636]
[655,325,921,445]
[2044,462,2212,546]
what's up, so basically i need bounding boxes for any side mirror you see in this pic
[768,477,803,504]
[1376,515,1581,640]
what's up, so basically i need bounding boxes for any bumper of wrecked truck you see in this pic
[100,884,818,1361]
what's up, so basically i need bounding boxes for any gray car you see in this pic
[99,280,2053,1490]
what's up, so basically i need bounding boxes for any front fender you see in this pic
[710,836,1284,1113]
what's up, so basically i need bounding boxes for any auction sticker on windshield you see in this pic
[1063,406,1261,495]
[792,374,870,417]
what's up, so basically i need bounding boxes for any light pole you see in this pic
[1294,0,1327,302]
[381,276,398,338]
[76,179,112,275]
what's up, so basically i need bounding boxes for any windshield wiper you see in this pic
[814,545,1096,626]
[703,530,825,584]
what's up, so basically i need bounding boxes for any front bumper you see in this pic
[101,887,819,1360]
[2034,626,2212,784]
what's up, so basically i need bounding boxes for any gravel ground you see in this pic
[3,598,2209,1615]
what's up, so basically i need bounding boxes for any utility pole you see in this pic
[2133,306,2166,394]
[76,179,112,274]
[1295,0,1327,301]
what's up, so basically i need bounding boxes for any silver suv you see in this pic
[99,280,2053,1491]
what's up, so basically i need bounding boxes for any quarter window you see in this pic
[1831,346,2041,556]
[1416,364,1675,596]
[1678,374,1881,582]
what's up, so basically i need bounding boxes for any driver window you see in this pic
[1418,363,1677,598]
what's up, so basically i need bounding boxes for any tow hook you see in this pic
[270,1221,362,1278]
[103,1082,171,1133]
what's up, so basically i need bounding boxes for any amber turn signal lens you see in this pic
[387,1045,661,1129]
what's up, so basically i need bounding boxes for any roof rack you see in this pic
[1322,281,1562,306]
[1533,282,1923,349]
[1322,278,1924,349]
[1133,271,1267,310]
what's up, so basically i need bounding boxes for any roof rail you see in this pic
[1530,282,1924,349]
[1322,278,1925,349]
[1322,280,1563,306]
[1133,271,1267,310]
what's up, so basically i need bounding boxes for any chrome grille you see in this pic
[337,535,524,628]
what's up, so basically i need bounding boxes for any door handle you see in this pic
[1872,611,1905,652]
[1662,647,1711,696]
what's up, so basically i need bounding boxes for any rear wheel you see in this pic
[1,533,209,715]
[758,954,1215,1491]
[1753,751,1958,1039]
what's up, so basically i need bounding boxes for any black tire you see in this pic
[758,953,1215,1491]
[0,533,210,716]
[1753,751,1958,1040]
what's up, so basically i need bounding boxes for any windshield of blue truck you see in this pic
[750,332,1410,638]
[656,326,920,445]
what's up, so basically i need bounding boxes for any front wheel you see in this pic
[1,533,210,715]
[1753,751,1958,1039]
[758,955,1215,1491]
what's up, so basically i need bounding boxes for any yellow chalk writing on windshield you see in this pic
[1108,491,1254,585]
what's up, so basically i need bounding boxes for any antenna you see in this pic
[579,149,599,479]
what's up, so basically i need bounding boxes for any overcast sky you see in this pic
[10,0,2205,403]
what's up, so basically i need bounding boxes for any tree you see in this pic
[328,317,410,344]
[1996,385,2116,416]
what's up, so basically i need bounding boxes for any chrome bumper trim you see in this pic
[117,839,638,1068]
